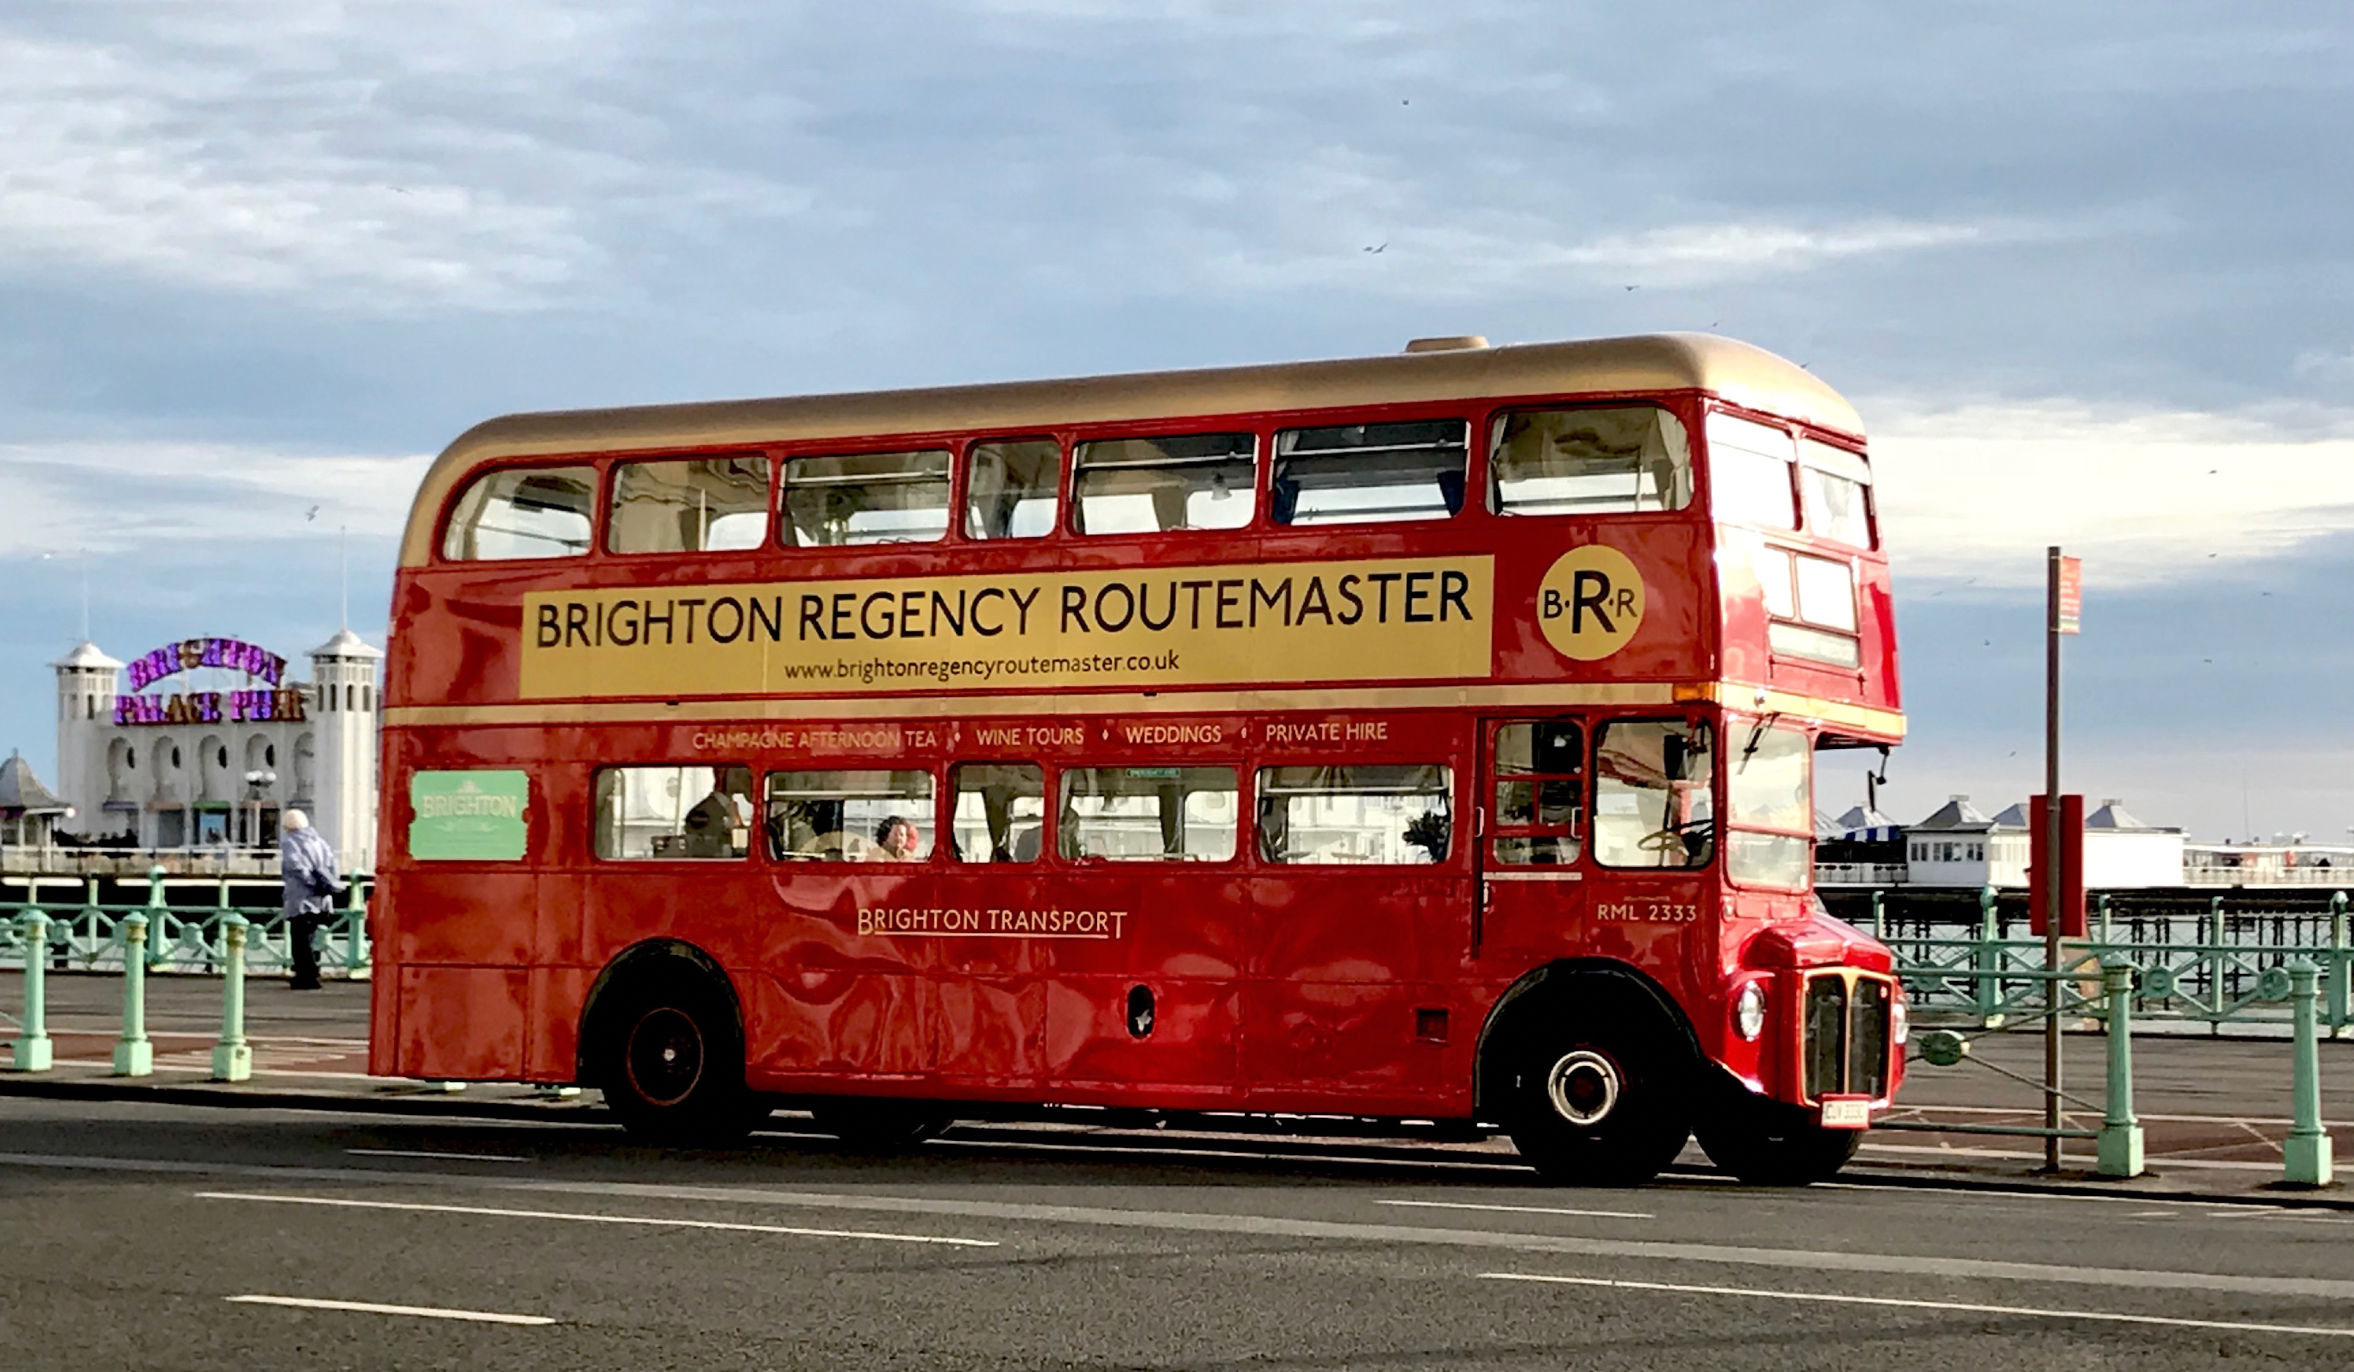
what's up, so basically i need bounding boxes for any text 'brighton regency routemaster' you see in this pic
[372,332,1908,1185]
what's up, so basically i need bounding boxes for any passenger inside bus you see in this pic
[680,766,753,858]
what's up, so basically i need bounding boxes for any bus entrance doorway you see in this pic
[1475,718,1587,961]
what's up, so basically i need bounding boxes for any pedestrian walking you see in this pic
[279,809,345,990]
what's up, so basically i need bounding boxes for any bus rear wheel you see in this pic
[1501,1019,1691,1186]
[1695,1096,1861,1185]
[810,1100,954,1151]
[596,972,761,1146]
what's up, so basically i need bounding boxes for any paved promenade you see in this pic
[5,971,2347,1202]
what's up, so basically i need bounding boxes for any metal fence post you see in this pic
[114,912,153,1076]
[11,909,53,1071]
[211,914,251,1082]
[1871,890,1886,941]
[144,864,168,970]
[2207,895,2227,1011]
[2285,959,2334,1187]
[2329,892,2349,1036]
[2095,893,2113,949]
[1974,885,2001,1024]
[343,878,366,975]
[2096,958,2144,1178]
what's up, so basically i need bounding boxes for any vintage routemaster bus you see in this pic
[371,332,1907,1185]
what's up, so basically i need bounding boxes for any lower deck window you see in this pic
[594,765,752,859]
[767,769,935,862]
[1256,764,1451,864]
[1060,766,1237,861]
[951,763,1046,863]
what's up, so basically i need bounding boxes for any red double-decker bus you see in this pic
[371,332,1906,1185]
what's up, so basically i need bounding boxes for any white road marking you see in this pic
[12,1153,2352,1300]
[196,1190,997,1247]
[1478,1271,2354,1339]
[1379,1199,1652,1221]
[346,1148,528,1163]
[226,1295,553,1326]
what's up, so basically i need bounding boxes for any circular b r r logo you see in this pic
[1537,546,1645,661]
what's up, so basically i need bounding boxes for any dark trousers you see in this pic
[289,911,327,987]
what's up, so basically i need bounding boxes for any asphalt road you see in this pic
[8,1097,2354,1370]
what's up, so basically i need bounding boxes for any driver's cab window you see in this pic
[1593,720,1715,869]
[1489,720,1582,865]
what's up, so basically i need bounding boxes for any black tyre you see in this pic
[1499,1006,1693,1187]
[594,969,762,1146]
[1695,1095,1861,1185]
[810,1100,954,1151]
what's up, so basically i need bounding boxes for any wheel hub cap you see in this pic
[626,1007,705,1108]
[1545,1050,1621,1127]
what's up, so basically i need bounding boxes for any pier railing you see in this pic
[1861,887,2351,1033]
[0,868,372,978]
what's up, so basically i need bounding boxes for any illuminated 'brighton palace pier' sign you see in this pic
[113,637,307,727]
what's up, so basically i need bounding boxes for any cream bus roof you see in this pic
[399,332,1860,567]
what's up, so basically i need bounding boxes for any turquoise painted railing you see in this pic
[1879,889,2352,1031]
[0,868,371,977]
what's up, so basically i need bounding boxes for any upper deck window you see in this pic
[1073,433,1255,535]
[1799,438,1874,548]
[964,438,1060,540]
[1272,420,1467,526]
[441,465,597,561]
[1706,413,1797,530]
[1490,406,1692,516]
[781,449,951,546]
[607,457,769,554]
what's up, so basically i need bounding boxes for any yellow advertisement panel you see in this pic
[520,556,1494,699]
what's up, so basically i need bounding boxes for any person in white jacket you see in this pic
[278,810,346,990]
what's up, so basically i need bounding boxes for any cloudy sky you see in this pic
[2,1,2349,841]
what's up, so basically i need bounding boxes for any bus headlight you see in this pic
[1890,992,1910,1046]
[1734,981,1768,1041]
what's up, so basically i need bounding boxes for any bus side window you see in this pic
[1072,433,1255,534]
[442,465,598,561]
[593,765,752,860]
[608,456,769,554]
[1490,722,1581,865]
[781,449,951,546]
[1272,420,1467,526]
[1490,407,1690,516]
[964,439,1060,540]
[765,769,935,861]
[951,763,1046,862]
[1059,766,1237,861]
[1257,764,1452,864]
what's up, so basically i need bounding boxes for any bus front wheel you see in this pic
[1501,1019,1691,1186]
[595,971,761,1146]
[1694,1096,1861,1185]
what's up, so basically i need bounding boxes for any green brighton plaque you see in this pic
[408,769,530,861]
